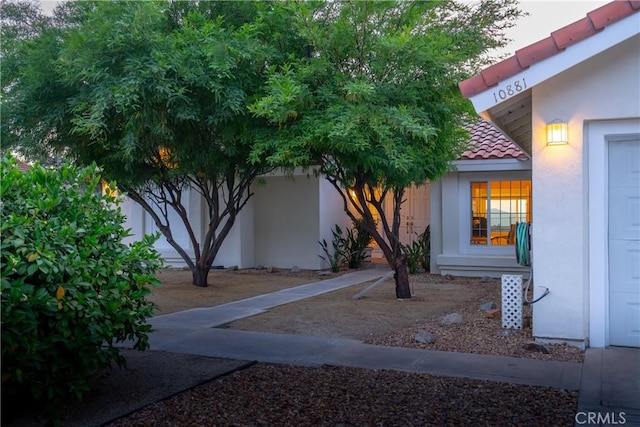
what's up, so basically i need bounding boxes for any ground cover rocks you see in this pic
[486,308,502,318]
[522,342,551,354]
[414,330,436,344]
[480,301,497,310]
[107,364,579,427]
[441,312,463,325]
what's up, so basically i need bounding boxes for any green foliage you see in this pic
[0,155,162,420]
[0,1,308,286]
[420,225,431,271]
[405,241,421,275]
[319,219,375,271]
[251,0,522,185]
[319,225,348,273]
[405,225,431,274]
[1,0,305,178]
[251,0,522,296]
[345,217,375,269]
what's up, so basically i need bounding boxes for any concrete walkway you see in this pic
[147,328,582,390]
[142,269,639,424]
[577,347,640,426]
[150,268,390,329]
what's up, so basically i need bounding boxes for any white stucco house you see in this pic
[456,0,639,348]
[121,0,638,349]
[121,170,352,271]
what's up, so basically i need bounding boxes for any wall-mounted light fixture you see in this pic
[546,119,568,145]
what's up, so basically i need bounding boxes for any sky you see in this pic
[40,0,610,56]
[498,1,609,57]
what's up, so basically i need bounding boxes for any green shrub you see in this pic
[0,155,162,419]
[345,217,374,269]
[319,225,348,272]
[405,239,422,274]
[319,219,375,272]
[404,225,430,274]
[420,225,431,271]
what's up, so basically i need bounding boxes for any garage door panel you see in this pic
[609,293,640,347]
[609,140,640,186]
[609,240,640,294]
[609,186,640,240]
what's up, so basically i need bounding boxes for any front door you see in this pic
[390,184,431,246]
[609,139,640,347]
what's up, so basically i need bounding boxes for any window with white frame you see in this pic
[470,180,531,246]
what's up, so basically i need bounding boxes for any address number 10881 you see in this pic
[492,78,527,103]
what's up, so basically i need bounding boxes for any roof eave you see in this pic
[453,158,532,173]
[460,5,640,155]
[467,14,639,114]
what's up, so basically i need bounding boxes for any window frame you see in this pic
[459,171,532,255]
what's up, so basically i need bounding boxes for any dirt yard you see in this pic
[228,273,484,340]
[149,267,584,363]
[150,268,325,315]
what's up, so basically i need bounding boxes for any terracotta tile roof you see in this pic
[460,121,528,160]
[459,0,640,98]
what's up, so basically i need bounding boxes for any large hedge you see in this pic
[0,155,162,417]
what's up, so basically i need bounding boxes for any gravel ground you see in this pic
[366,274,585,364]
[108,364,578,427]
[104,272,582,427]
[8,269,584,426]
[227,271,584,363]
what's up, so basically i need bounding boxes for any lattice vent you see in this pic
[501,275,523,329]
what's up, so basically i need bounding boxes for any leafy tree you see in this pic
[1,155,162,421]
[251,0,522,298]
[1,0,305,287]
[0,0,50,41]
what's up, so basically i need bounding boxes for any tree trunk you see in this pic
[192,266,209,287]
[394,257,411,299]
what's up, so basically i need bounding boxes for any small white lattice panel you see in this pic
[501,275,523,329]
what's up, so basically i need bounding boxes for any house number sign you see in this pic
[492,77,527,104]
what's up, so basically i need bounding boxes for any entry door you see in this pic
[609,139,640,347]
[397,184,431,245]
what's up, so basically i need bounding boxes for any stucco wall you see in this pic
[531,34,640,345]
[318,178,352,268]
[122,188,199,268]
[121,172,352,271]
[120,196,143,246]
[253,175,322,269]
[214,196,255,269]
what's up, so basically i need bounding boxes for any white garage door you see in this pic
[609,138,640,347]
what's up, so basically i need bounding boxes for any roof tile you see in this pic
[480,56,521,87]
[551,17,598,49]
[588,0,634,29]
[516,37,560,68]
[457,75,488,99]
[460,121,529,161]
[458,0,639,99]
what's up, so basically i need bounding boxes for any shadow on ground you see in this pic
[3,349,252,427]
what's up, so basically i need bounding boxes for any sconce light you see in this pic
[546,119,568,145]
